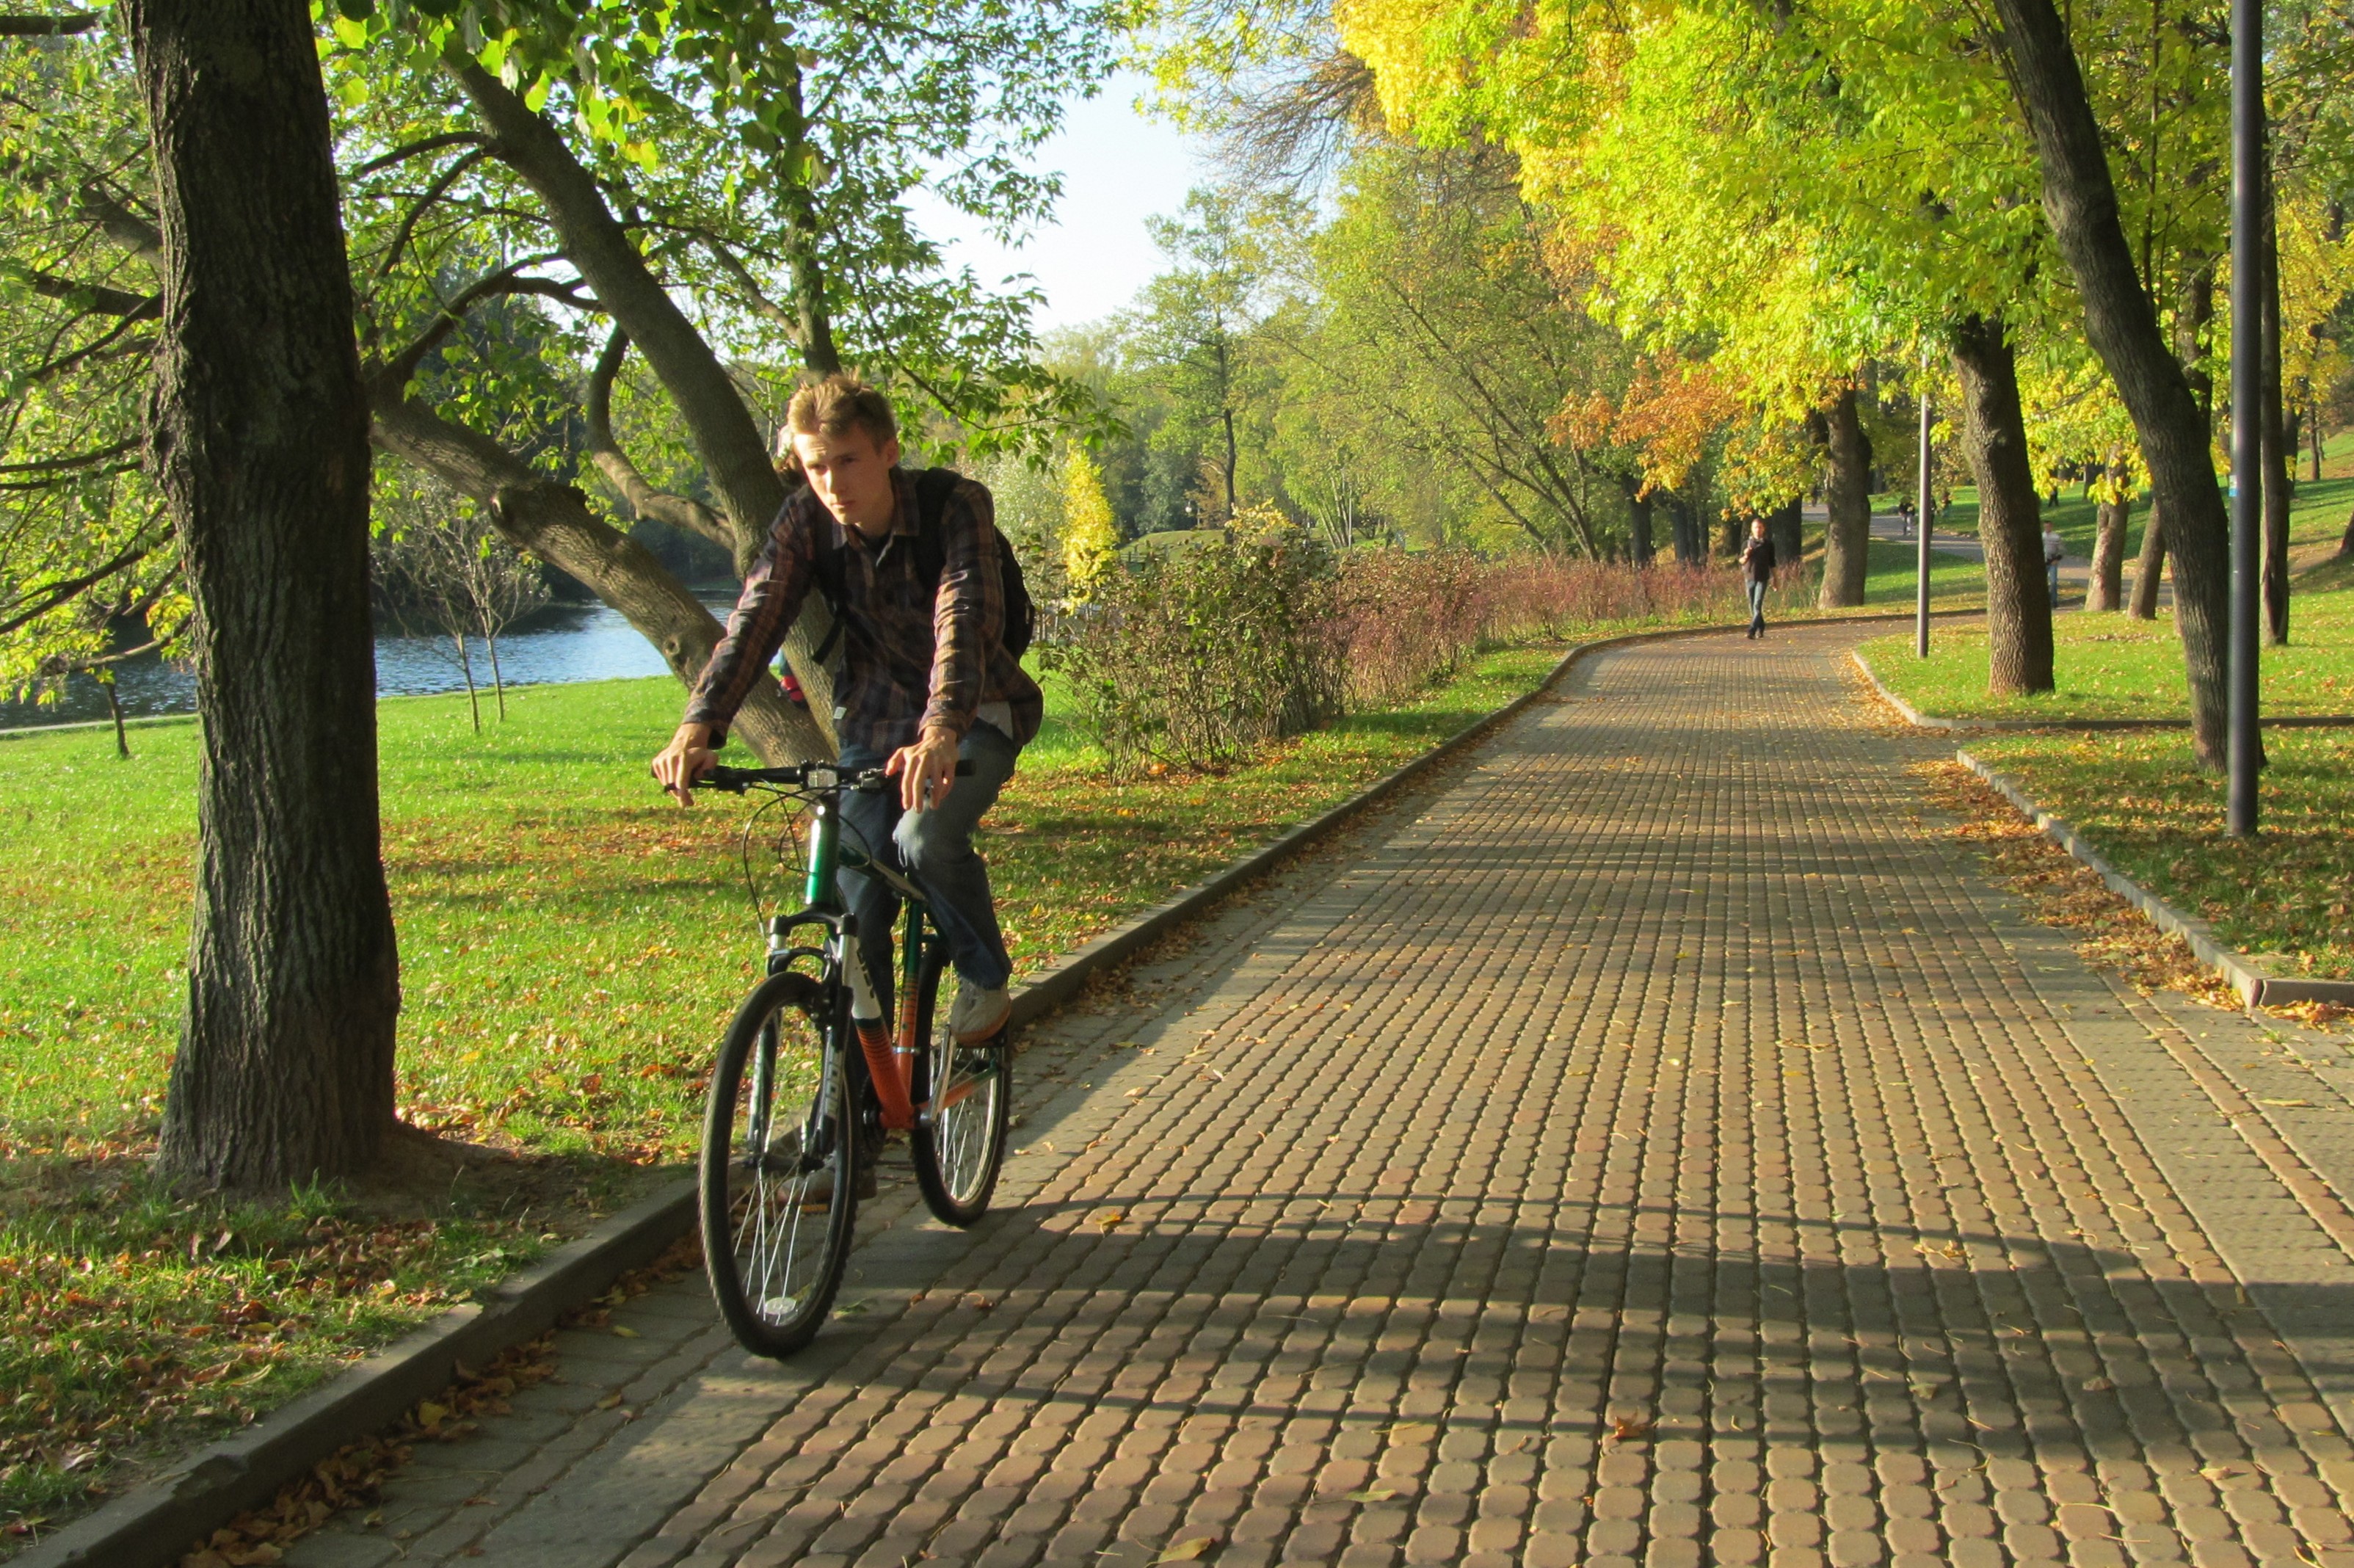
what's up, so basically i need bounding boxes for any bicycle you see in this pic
[688,759,1014,1357]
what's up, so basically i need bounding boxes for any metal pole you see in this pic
[1916,386,1933,659]
[2228,0,2263,835]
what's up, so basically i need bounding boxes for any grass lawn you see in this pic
[0,626,1649,1538]
[1963,729,2354,981]
[1884,427,2354,567]
[1854,579,2354,721]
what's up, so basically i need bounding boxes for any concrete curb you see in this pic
[16,1177,697,1568]
[1852,647,2354,732]
[16,606,1944,1566]
[1954,748,2354,1010]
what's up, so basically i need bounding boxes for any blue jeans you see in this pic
[838,722,1020,1014]
[1746,579,1768,636]
[2047,561,2062,603]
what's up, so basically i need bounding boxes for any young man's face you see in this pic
[790,424,901,537]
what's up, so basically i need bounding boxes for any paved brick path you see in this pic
[290,623,2354,1568]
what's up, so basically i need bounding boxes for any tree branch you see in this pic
[0,535,156,637]
[78,183,161,262]
[583,326,734,549]
[18,268,156,318]
[372,145,490,281]
[371,255,590,391]
[350,130,488,180]
[0,436,137,475]
[0,12,98,35]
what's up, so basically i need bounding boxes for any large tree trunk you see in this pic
[2086,479,2129,611]
[132,0,399,1188]
[370,394,829,764]
[1817,388,1871,608]
[2129,498,2166,619]
[2260,170,2291,647]
[1988,0,2231,769]
[1950,316,2055,694]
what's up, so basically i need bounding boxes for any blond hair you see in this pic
[780,372,897,460]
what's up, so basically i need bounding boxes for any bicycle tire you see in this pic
[701,969,855,1357]
[909,940,1012,1227]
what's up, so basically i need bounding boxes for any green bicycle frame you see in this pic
[785,775,942,1065]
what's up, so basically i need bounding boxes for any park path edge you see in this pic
[1954,747,2354,1009]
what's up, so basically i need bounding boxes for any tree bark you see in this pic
[1768,496,1804,572]
[132,0,400,1189]
[2086,481,2129,611]
[2129,497,2167,619]
[1669,494,1701,565]
[369,393,829,764]
[1949,315,2055,693]
[1621,476,1654,565]
[1817,388,1871,608]
[1987,0,2231,768]
[2260,167,2291,647]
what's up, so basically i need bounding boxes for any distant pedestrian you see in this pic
[1742,518,1776,639]
[1896,496,1916,539]
[2042,523,2066,605]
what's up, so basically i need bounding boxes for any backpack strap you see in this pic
[801,487,851,667]
[911,466,962,584]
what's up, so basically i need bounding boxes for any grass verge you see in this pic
[1957,728,2354,981]
[1854,584,2354,722]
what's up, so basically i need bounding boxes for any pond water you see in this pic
[0,590,742,732]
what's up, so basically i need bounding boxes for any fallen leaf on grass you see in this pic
[1608,1415,1654,1442]
[1157,1539,1218,1562]
[1094,1211,1125,1229]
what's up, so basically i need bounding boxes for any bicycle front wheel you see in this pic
[701,970,854,1357]
[909,943,1012,1227]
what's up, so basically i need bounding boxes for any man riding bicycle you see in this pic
[650,373,1037,1048]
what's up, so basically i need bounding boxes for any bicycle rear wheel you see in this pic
[909,941,1012,1227]
[701,970,854,1357]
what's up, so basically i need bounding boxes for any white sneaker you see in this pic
[947,981,1011,1044]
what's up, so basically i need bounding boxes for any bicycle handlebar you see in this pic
[688,759,976,796]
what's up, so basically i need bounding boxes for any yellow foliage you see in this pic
[1060,449,1119,595]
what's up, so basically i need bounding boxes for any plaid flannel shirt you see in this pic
[684,467,1042,757]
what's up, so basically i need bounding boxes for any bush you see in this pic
[1041,534,1343,774]
[1048,537,1807,774]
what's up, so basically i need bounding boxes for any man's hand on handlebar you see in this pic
[885,725,960,813]
[652,722,717,806]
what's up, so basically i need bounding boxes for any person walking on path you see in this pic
[2043,521,2066,607]
[1742,516,1776,639]
[650,373,1038,1048]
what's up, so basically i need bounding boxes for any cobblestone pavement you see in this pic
[288,623,2354,1568]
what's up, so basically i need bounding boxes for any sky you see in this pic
[904,71,1218,337]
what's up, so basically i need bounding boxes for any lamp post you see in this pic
[2227,0,2264,835]
[1916,384,1933,660]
